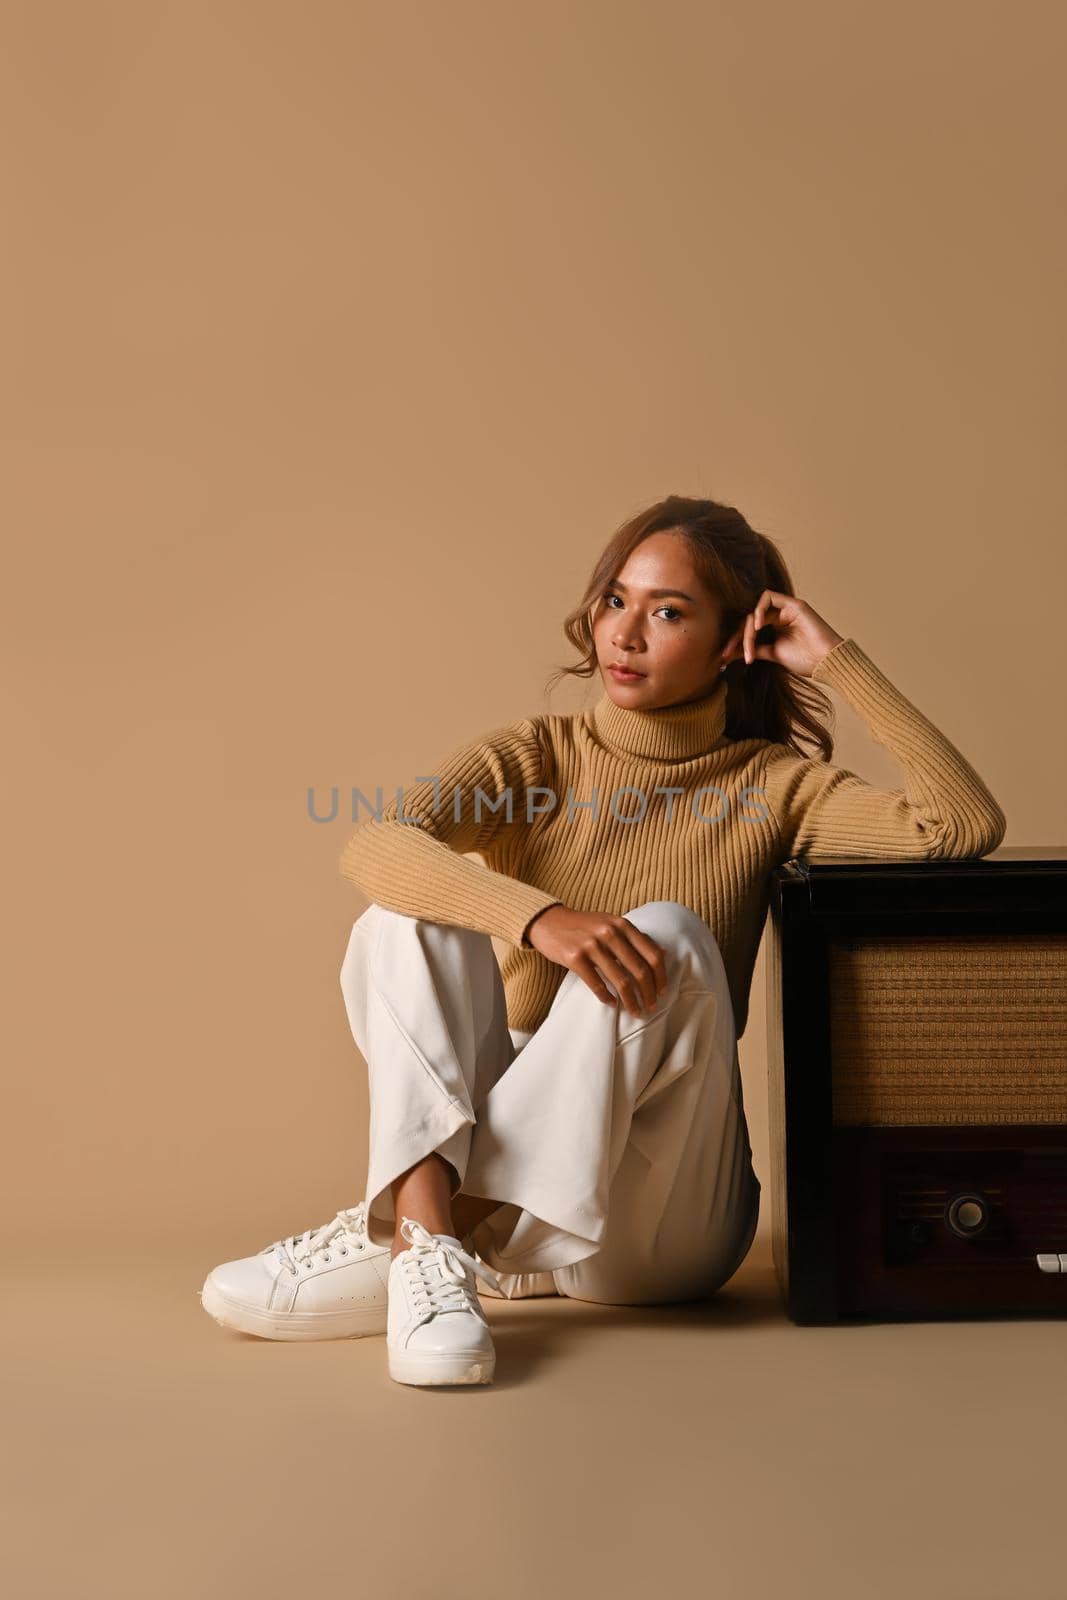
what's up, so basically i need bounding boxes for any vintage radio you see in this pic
[766,847,1067,1323]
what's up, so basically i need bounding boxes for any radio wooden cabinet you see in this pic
[766,847,1067,1324]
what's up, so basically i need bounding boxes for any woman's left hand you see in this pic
[721,591,845,679]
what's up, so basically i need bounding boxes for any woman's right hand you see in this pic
[522,905,668,1017]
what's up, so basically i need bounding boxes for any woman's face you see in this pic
[592,531,745,711]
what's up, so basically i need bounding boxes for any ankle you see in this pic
[450,1194,502,1237]
[391,1214,455,1259]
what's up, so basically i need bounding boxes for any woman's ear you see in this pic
[720,627,745,667]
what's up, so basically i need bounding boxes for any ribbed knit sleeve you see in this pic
[338,716,565,947]
[762,637,1008,862]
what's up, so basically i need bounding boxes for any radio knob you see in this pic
[945,1192,990,1238]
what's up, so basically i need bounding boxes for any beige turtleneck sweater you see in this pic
[338,638,1006,1040]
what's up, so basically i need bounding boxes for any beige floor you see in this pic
[6,1230,1064,1600]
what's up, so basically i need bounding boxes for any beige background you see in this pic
[3,3,1065,1597]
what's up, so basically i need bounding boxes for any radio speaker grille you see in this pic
[828,933,1067,1126]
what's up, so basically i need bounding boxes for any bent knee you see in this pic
[624,898,708,938]
[344,904,494,985]
[340,907,379,987]
[622,899,724,975]
[350,903,484,946]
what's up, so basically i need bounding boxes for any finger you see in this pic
[596,942,647,1016]
[746,606,764,664]
[621,924,669,997]
[754,590,782,634]
[753,598,773,655]
[752,590,791,658]
[574,952,618,1007]
[598,947,646,1011]
[605,933,659,1012]
[760,589,799,628]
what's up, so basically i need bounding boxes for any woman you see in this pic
[200,494,1007,1387]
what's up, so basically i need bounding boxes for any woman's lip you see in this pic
[608,665,645,680]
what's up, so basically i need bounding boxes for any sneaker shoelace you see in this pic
[397,1216,505,1315]
[266,1202,370,1277]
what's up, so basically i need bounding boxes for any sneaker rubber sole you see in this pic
[200,1278,388,1341]
[387,1344,496,1386]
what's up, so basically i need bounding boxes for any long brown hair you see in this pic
[544,494,835,761]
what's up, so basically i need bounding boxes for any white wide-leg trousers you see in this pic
[338,899,761,1306]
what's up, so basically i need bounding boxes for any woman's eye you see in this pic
[603,592,682,622]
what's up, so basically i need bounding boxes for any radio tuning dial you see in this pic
[945,1192,990,1238]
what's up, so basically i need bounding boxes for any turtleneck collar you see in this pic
[590,677,728,761]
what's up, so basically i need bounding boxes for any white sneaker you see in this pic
[387,1217,505,1386]
[199,1201,390,1340]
